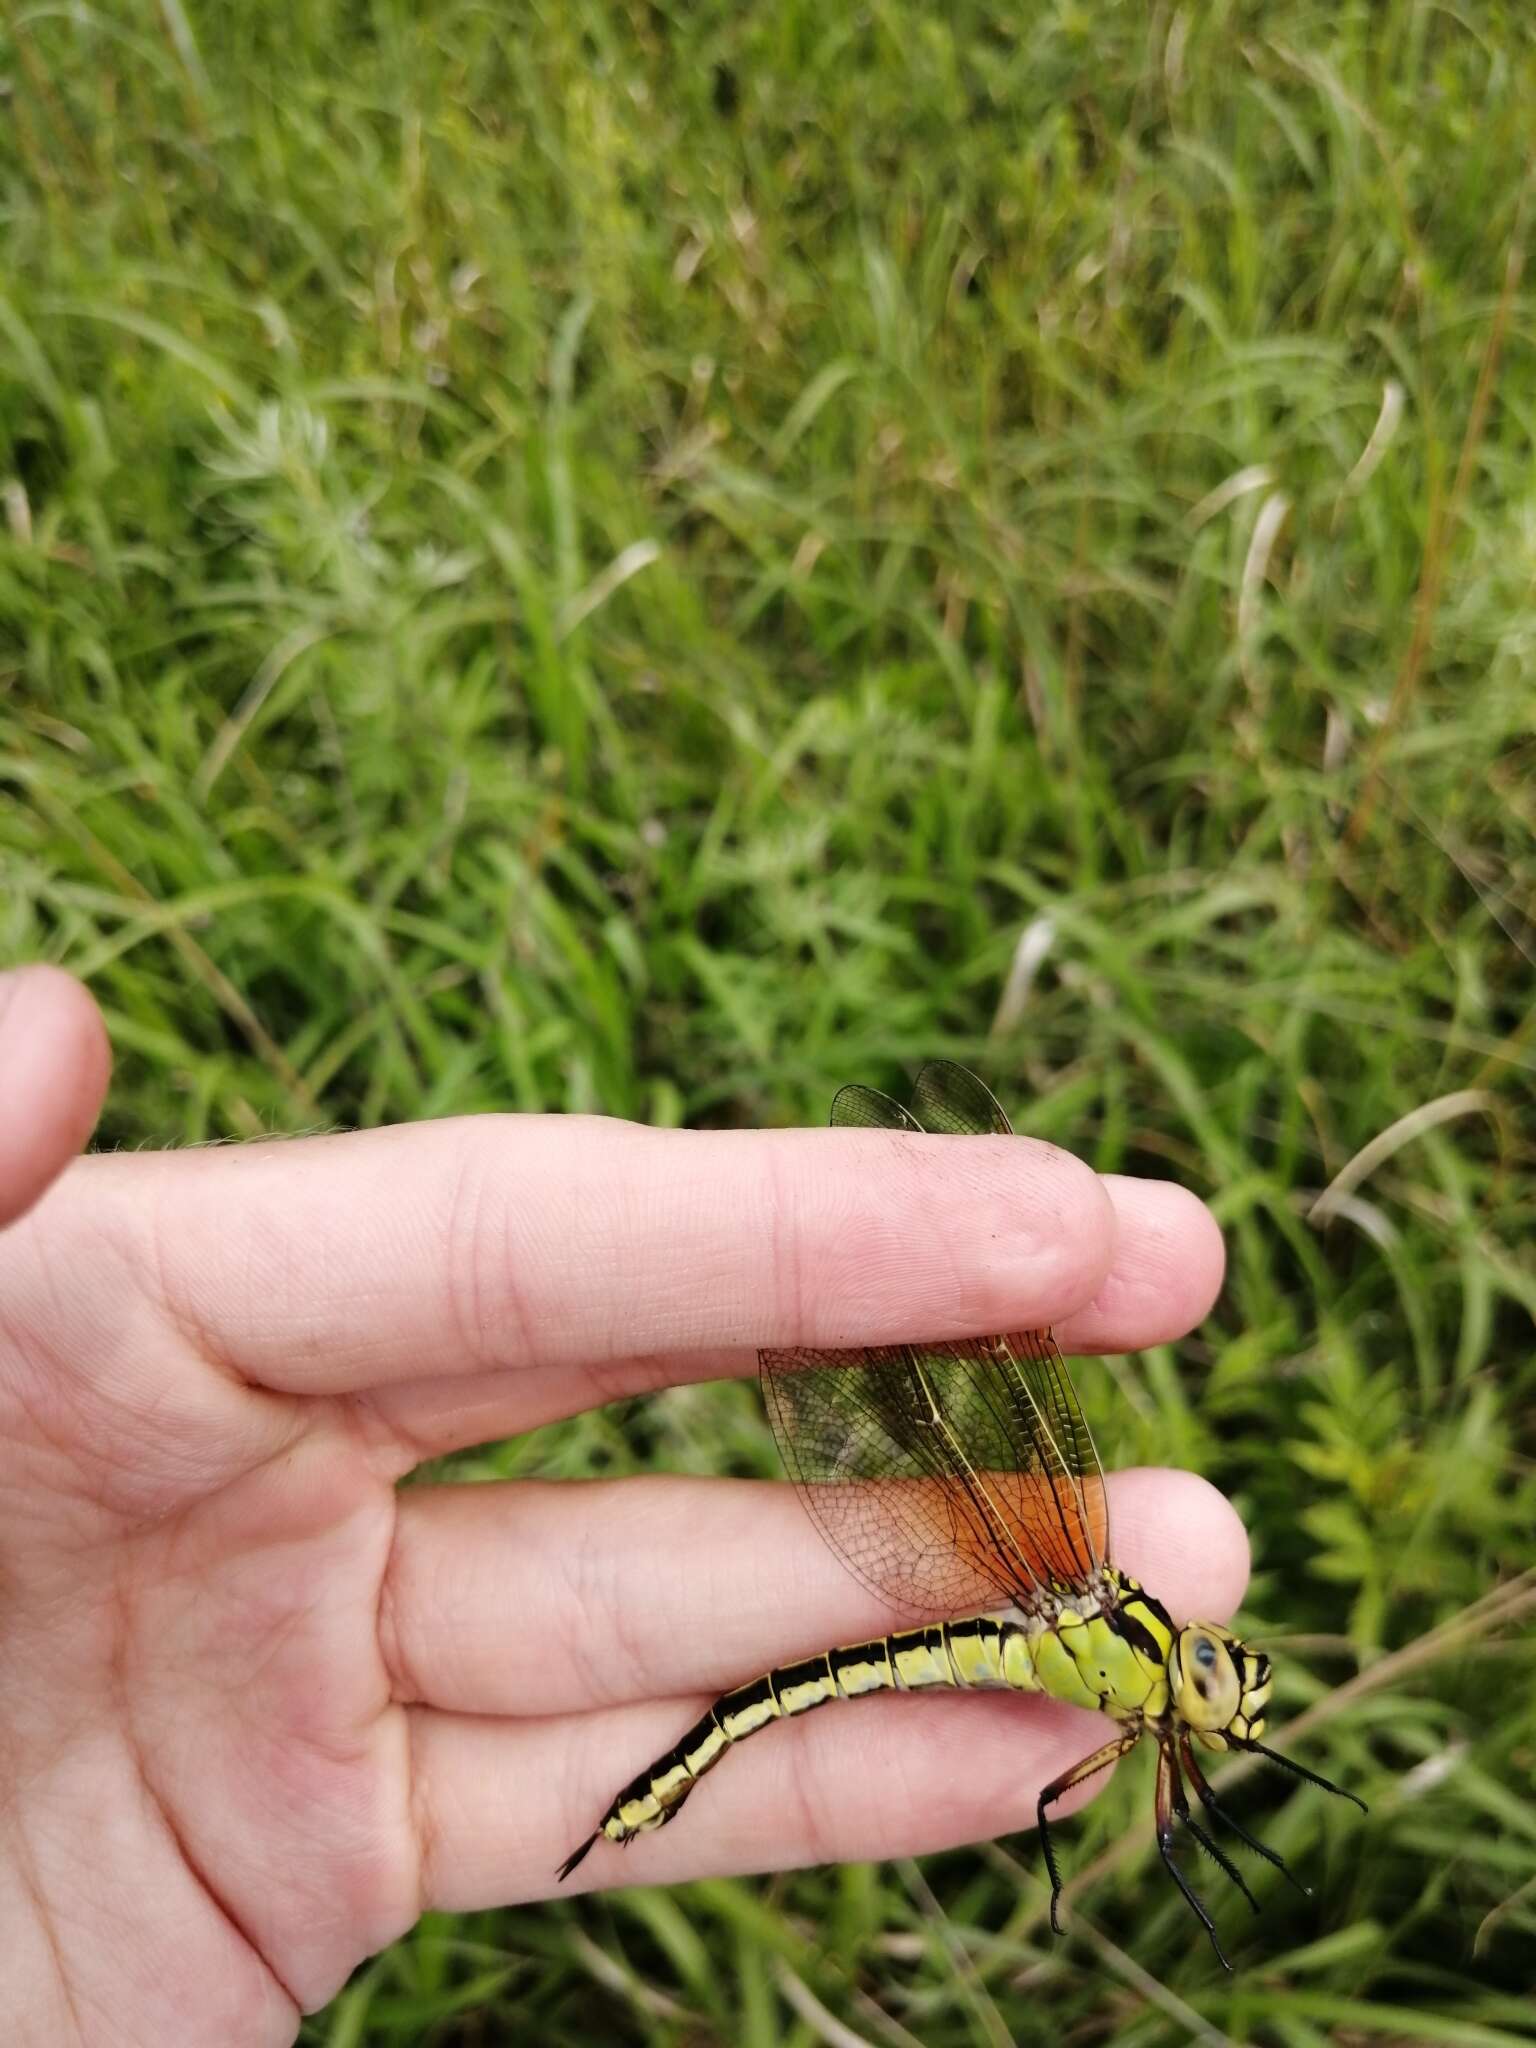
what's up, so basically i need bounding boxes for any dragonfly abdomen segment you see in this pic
[560,1613,1052,1873]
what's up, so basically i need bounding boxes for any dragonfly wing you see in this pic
[909,1061,1013,1136]
[761,1332,1110,1616]
[1006,1325,1107,1548]
[763,1339,1035,1616]
[761,1065,1110,1617]
[830,1082,923,1132]
[990,1325,1109,1582]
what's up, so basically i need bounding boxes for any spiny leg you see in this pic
[1241,1737,1368,1813]
[1036,1732,1139,1936]
[1166,1747,1259,1914]
[1155,1739,1231,1971]
[1179,1734,1311,1900]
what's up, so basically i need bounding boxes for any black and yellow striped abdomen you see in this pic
[559,1573,1176,1873]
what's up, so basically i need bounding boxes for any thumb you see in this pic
[0,966,111,1229]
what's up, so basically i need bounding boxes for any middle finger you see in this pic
[379,1467,1250,1717]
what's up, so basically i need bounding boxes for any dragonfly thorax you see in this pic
[1168,1621,1272,1751]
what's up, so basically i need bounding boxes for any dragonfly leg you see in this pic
[1166,1747,1259,1913]
[1241,1736,1368,1813]
[1036,1731,1139,1935]
[1155,1740,1232,1971]
[1179,1734,1311,1899]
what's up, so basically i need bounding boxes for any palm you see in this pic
[0,970,1241,2045]
[0,1271,416,2034]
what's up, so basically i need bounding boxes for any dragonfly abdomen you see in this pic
[558,1589,1171,1879]
[564,1612,1058,1875]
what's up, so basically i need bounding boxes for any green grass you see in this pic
[5,0,1536,2038]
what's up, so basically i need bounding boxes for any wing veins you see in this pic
[999,1329,1105,1578]
[936,1334,1100,1589]
[859,1351,1025,1600]
[763,1348,1022,1611]
[905,1348,1048,1596]
[760,1065,1111,1616]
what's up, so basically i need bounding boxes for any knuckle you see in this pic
[439,1127,535,1373]
[760,1139,808,1343]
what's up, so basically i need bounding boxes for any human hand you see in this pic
[0,966,1240,2044]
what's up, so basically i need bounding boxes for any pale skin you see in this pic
[0,964,1244,2044]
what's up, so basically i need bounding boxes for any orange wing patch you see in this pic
[762,1327,1111,1618]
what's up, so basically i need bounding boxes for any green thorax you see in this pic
[1022,1567,1176,1724]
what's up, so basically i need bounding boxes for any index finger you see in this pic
[0,967,111,1229]
[74,1113,1137,1397]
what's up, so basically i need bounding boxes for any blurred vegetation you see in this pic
[4,0,1536,2040]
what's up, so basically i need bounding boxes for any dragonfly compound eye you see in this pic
[1171,1625,1242,1732]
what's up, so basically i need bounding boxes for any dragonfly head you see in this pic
[1168,1622,1272,1751]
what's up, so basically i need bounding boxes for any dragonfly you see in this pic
[558,1062,1364,1966]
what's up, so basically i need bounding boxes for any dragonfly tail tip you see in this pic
[556,1833,599,1883]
